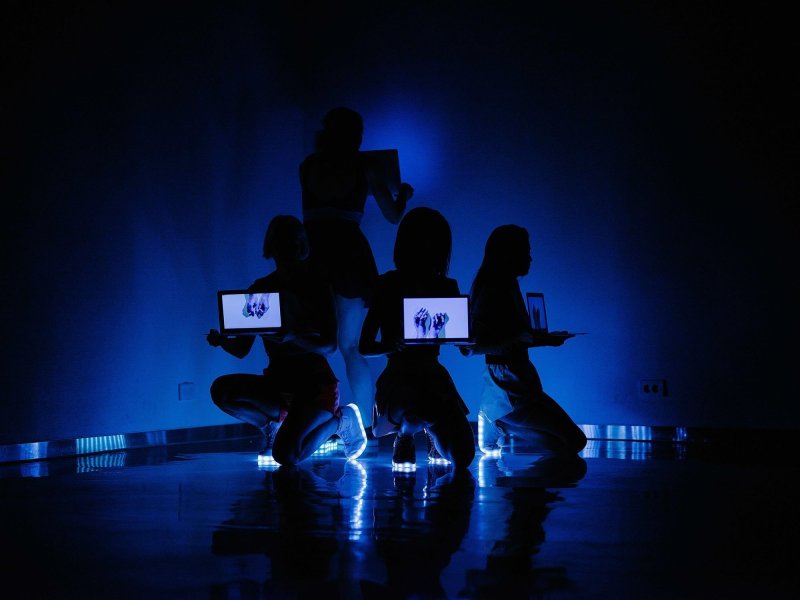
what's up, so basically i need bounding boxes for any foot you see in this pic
[478,411,503,455]
[392,432,416,468]
[259,420,281,456]
[425,429,450,464]
[336,403,368,460]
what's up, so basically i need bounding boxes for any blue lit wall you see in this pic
[2,2,793,445]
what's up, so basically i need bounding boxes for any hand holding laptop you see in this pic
[531,330,573,347]
[525,292,587,342]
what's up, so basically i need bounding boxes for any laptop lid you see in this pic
[402,295,471,344]
[217,290,282,335]
[361,149,400,197]
[526,291,587,337]
[526,292,549,333]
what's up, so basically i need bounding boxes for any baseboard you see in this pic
[0,423,255,465]
[1,422,792,465]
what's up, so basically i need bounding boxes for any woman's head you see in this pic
[393,207,452,277]
[263,215,310,264]
[482,224,532,277]
[315,107,363,153]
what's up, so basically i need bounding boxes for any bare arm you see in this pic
[368,166,414,224]
[207,329,255,359]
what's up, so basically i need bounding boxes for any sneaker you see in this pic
[392,433,416,468]
[259,420,281,456]
[336,403,368,460]
[478,411,503,455]
[425,429,450,464]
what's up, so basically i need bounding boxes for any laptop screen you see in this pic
[402,296,471,344]
[525,292,549,333]
[217,290,282,335]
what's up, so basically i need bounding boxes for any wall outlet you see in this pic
[178,381,196,401]
[639,379,668,398]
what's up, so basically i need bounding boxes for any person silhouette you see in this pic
[359,207,475,470]
[300,107,414,439]
[460,224,587,455]
[207,215,367,464]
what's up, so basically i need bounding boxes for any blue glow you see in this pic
[580,425,654,442]
[477,414,502,456]
[144,431,168,446]
[22,442,49,461]
[311,438,341,456]
[76,434,127,455]
[345,461,367,540]
[362,103,444,195]
[77,452,127,473]
[581,440,650,460]
[257,454,279,469]
[392,462,416,472]
[20,461,49,478]
[477,454,495,489]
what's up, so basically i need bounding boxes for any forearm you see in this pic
[218,336,253,359]
[372,181,411,224]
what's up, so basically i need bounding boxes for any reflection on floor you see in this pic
[1,432,797,599]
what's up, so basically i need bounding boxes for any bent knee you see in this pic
[209,379,226,407]
[271,447,300,466]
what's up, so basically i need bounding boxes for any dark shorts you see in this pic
[263,354,340,415]
[305,219,378,303]
[372,356,469,436]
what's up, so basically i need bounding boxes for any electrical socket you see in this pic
[638,379,668,398]
[178,381,196,401]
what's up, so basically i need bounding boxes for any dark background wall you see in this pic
[3,1,795,445]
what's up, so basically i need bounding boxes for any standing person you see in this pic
[299,107,414,438]
[207,215,368,464]
[359,207,475,470]
[461,224,587,455]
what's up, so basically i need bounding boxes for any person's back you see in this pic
[300,150,369,217]
[359,207,475,470]
[299,107,414,431]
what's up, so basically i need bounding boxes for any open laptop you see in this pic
[217,290,282,335]
[402,295,472,345]
[361,149,400,197]
[525,292,586,337]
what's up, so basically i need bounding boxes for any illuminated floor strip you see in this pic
[392,462,416,472]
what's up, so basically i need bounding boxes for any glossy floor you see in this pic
[2,434,797,599]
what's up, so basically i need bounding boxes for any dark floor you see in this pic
[1,430,798,599]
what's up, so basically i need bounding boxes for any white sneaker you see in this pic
[259,420,281,456]
[478,411,503,455]
[425,429,450,465]
[336,403,367,460]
